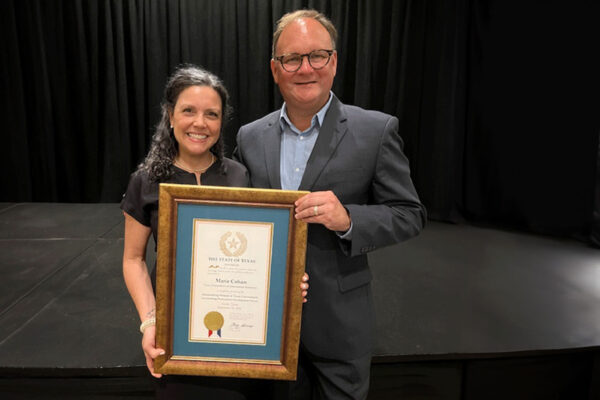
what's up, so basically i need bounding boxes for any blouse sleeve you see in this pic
[120,171,152,227]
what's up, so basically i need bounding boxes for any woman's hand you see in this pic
[301,272,309,303]
[141,325,165,378]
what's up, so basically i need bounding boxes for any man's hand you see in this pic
[295,191,351,232]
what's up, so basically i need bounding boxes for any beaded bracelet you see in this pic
[139,317,156,334]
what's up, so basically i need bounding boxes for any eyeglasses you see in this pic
[274,49,334,72]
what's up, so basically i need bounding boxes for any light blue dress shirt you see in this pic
[279,93,334,191]
[279,92,352,238]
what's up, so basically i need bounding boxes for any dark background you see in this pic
[2,0,599,245]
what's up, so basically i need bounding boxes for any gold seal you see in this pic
[204,311,224,331]
[219,231,248,257]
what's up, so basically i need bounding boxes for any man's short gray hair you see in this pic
[272,9,338,59]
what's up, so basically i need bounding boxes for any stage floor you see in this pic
[1,202,599,374]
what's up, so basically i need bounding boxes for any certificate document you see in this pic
[155,184,307,379]
[189,219,273,345]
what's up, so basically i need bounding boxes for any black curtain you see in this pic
[2,0,599,245]
[464,1,600,241]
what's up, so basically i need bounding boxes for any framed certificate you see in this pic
[154,184,308,380]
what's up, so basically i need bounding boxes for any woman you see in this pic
[121,65,308,398]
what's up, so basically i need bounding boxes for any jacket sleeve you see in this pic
[343,116,426,257]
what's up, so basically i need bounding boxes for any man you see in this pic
[234,9,426,400]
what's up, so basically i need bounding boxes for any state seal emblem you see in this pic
[219,231,248,257]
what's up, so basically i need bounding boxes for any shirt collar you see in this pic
[279,91,334,134]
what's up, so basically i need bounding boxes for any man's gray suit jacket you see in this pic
[234,95,426,360]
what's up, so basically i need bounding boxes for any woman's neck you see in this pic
[175,152,215,173]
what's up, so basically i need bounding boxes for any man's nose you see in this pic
[297,55,314,73]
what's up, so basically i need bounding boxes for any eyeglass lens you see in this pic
[281,50,331,72]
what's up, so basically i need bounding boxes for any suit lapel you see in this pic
[263,114,282,189]
[299,96,348,191]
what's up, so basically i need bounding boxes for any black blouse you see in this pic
[120,157,250,246]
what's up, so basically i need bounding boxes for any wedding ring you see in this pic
[313,205,318,216]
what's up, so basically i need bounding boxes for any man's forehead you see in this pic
[278,18,331,53]
[287,17,326,32]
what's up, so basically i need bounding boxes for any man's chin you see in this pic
[287,91,325,106]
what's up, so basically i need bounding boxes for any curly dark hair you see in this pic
[138,64,232,181]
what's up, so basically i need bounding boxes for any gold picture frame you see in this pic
[154,184,308,380]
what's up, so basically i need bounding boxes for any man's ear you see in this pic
[331,51,338,77]
[270,59,279,85]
